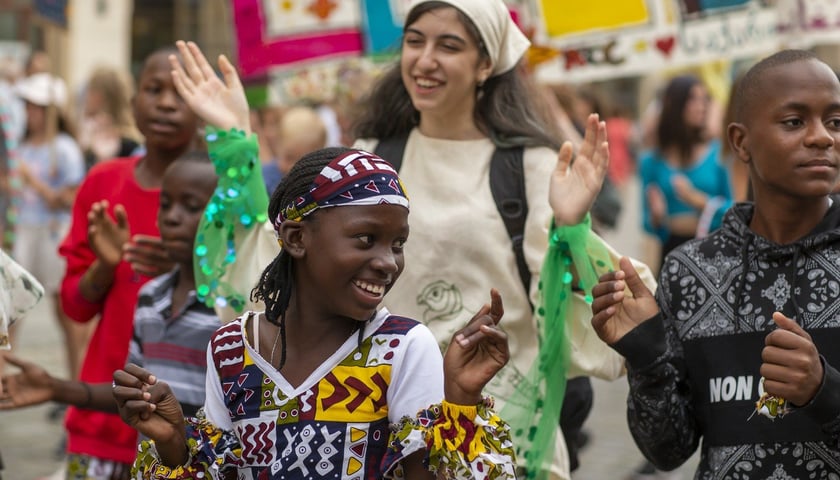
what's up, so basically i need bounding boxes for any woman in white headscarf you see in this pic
[353,1,655,479]
[176,1,655,478]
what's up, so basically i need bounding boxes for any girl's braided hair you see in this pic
[250,146,354,368]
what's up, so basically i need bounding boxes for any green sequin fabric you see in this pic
[194,127,268,313]
[500,214,613,480]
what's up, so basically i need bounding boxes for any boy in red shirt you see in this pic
[57,47,199,478]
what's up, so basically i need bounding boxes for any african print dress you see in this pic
[132,308,516,479]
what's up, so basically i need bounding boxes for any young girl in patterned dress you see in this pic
[111,41,516,480]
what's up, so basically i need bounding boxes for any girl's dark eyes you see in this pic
[828,118,840,128]
[355,235,407,250]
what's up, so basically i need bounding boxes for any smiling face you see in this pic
[730,58,840,203]
[400,6,492,125]
[295,203,409,322]
[158,159,217,266]
[132,52,199,153]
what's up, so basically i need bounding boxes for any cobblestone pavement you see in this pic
[0,178,702,480]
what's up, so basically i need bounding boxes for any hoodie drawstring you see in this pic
[732,236,752,334]
[789,248,803,321]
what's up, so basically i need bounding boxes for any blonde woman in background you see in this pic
[77,67,141,170]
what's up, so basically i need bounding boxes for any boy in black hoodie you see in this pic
[590,49,840,478]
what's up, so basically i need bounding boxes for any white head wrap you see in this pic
[407,0,530,77]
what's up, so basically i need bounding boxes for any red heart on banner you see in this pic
[655,36,676,58]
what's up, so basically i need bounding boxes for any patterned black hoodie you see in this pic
[613,202,840,479]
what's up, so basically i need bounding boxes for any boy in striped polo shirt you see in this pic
[0,151,221,469]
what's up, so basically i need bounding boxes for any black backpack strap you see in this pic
[489,146,532,308]
[373,135,408,172]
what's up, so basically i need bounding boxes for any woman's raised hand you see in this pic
[443,289,509,405]
[549,113,610,226]
[169,40,251,134]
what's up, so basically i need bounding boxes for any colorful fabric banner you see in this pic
[232,0,413,77]
[531,0,780,83]
[778,0,840,47]
[529,0,840,84]
[540,0,650,37]
[360,0,410,56]
[232,0,364,77]
[231,0,840,92]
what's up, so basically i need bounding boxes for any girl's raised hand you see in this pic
[113,364,187,465]
[169,40,251,134]
[443,289,509,405]
[549,113,610,226]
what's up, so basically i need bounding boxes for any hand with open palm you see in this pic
[169,40,251,135]
[549,113,610,226]
[87,200,130,268]
[0,354,55,408]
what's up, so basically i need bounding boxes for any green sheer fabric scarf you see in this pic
[194,127,269,312]
[501,214,613,479]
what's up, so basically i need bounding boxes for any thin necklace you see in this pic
[269,317,366,370]
[269,320,282,370]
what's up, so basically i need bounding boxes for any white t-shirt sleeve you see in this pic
[386,323,444,423]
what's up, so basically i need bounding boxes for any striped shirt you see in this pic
[128,268,220,417]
